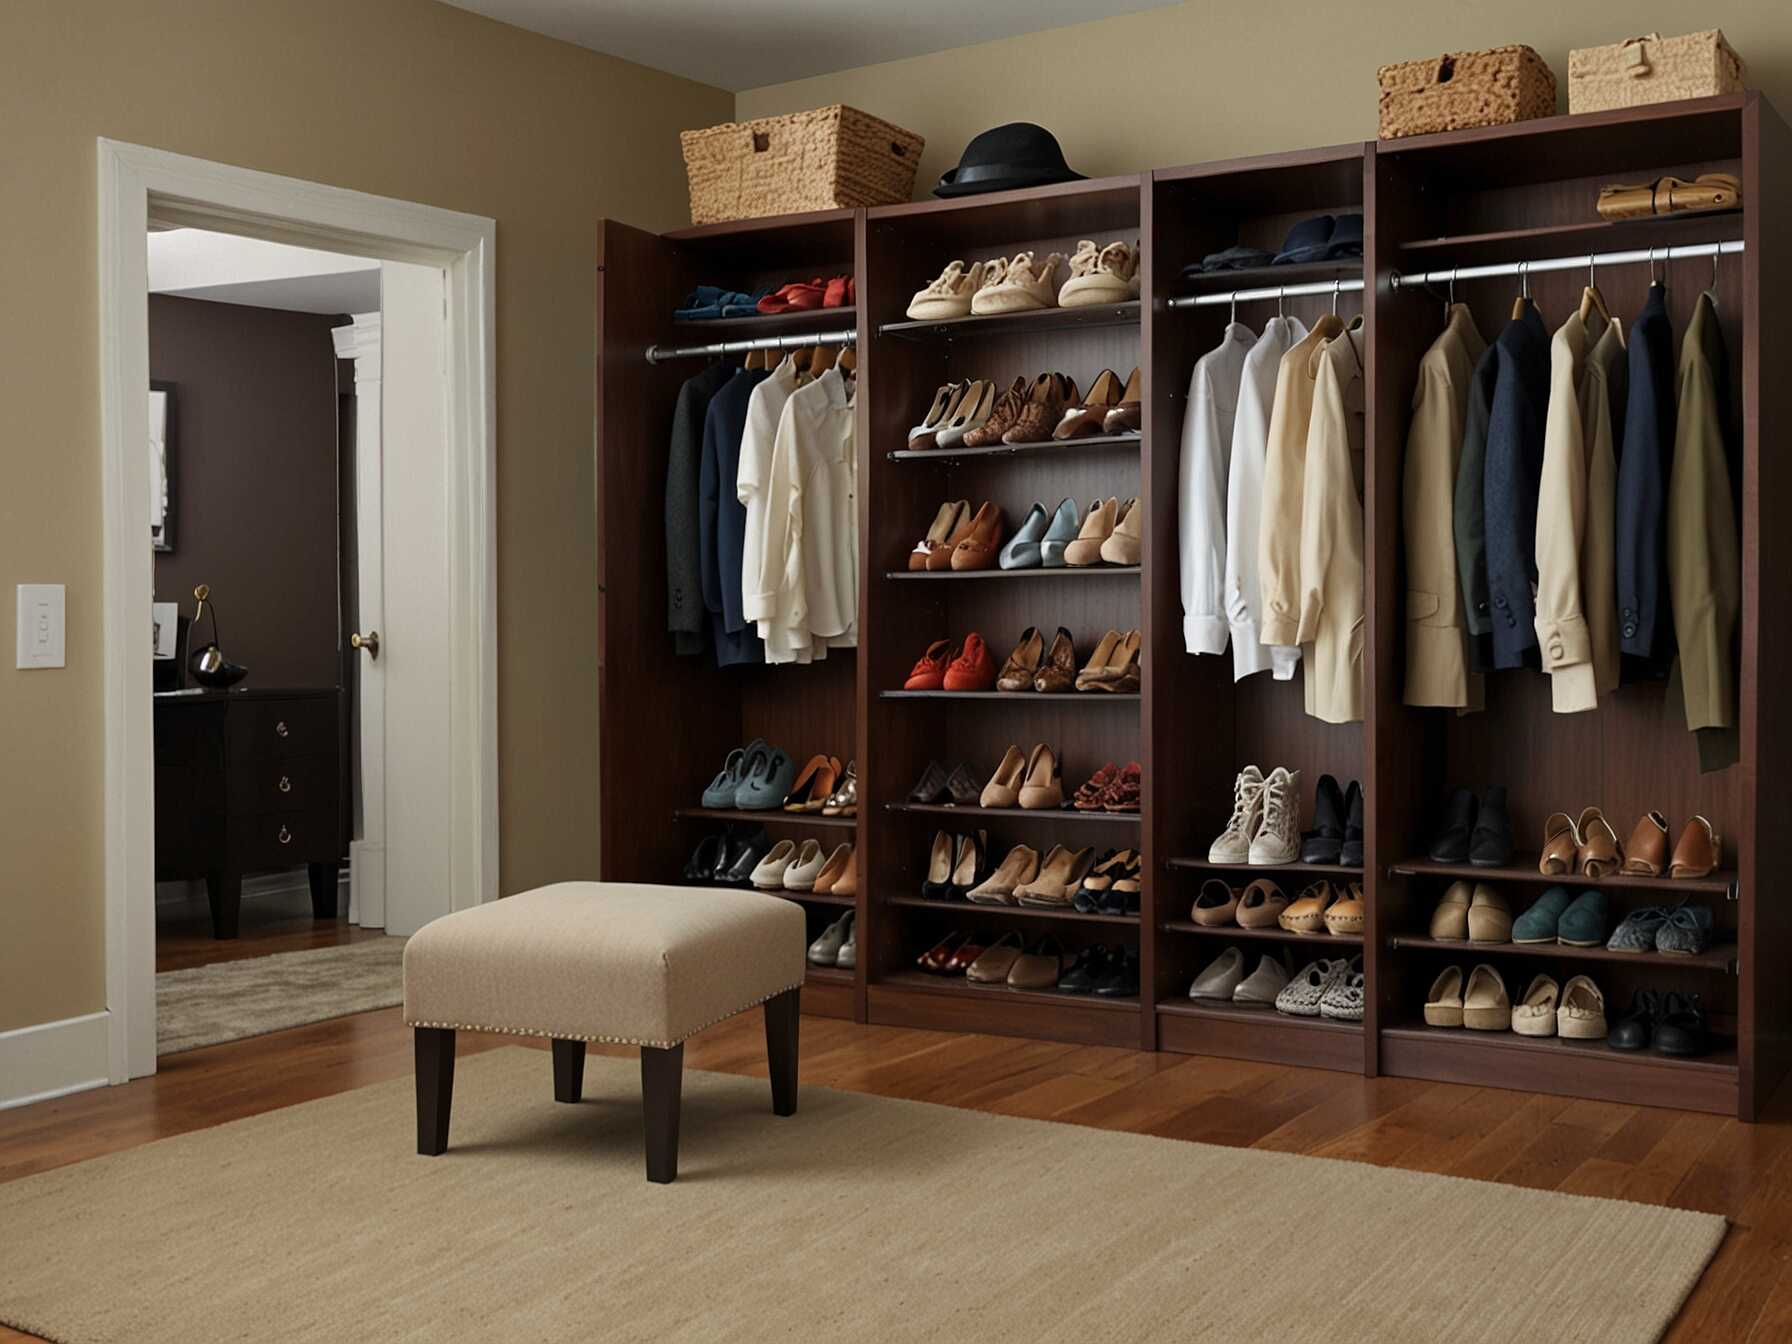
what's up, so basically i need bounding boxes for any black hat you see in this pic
[1273,215,1336,266]
[935,123,1085,198]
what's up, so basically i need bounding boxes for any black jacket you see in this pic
[1454,340,1500,673]
[664,362,734,656]
[1616,283,1677,668]
[1482,303,1551,669]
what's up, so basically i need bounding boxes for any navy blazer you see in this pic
[1453,341,1500,673]
[1616,284,1676,668]
[1481,303,1551,669]
[698,367,769,667]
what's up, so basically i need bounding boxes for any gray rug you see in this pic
[156,938,406,1055]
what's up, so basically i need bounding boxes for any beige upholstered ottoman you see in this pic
[403,881,806,1182]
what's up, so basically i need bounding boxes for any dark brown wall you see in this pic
[150,295,343,688]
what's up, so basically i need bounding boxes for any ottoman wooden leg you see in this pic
[415,1028,456,1156]
[764,988,800,1117]
[641,1043,684,1184]
[552,1039,586,1102]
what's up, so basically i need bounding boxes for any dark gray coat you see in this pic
[1482,303,1551,669]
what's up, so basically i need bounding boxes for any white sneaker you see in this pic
[906,260,986,321]
[971,250,1066,315]
[1208,766,1265,863]
[1248,767,1302,865]
[782,839,827,891]
[751,839,798,889]
[1059,239,1141,307]
[808,911,853,966]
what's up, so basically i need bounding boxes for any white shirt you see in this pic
[1179,323,1254,655]
[757,368,858,661]
[1224,316,1306,681]
[737,359,822,664]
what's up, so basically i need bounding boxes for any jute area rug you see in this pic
[155,938,405,1056]
[0,1048,1721,1344]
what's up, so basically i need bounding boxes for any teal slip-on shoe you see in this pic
[1511,885,1572,944]
[1557,888,1611,947]
[736,748,798,810]
[999,503,1049,569]
[1038,497,1082,568]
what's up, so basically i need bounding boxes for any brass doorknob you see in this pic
[350,631,381,660]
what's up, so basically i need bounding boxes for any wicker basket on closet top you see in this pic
[1376,44,1556,140]
[680,105,924,224]
[1568,31,1746,114]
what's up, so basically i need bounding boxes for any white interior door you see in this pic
[360,260,452,937]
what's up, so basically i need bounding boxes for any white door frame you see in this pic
[97,139,499,1083]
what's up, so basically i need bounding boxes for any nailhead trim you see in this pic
[405,980,804,1052]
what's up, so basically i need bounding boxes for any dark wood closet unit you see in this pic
[595,91,1790,1118]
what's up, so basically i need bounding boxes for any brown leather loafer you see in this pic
[1052,368,1122,440]
[1620,810,1670,876]
[1670,815,1721,878]
[949,501,1005,571]
[1575,806,1623,877]
[1539,811,1580,875]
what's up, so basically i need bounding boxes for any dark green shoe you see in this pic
[1511,886,1571,943]
[1557,888,1610,947]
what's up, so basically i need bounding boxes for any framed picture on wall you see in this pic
[150,380,176,552]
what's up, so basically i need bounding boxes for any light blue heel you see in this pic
[999,502,1048,569]
[1038,497,1083,568]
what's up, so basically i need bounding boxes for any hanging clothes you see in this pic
[1224,316,1307,681]
[1259,313,1343,664]
[1403,303,1486,709]
[1296,320,1366,724]
[1482,301,1550,670]
[1535,306,1626,712]
[1453,341,1500,672]
[737,356,816,664]
[665,362,733,657]
[1667,290,1739,732]
[699,367,769,667]
[1178,322,1254,656]
[1616,283,1678,674]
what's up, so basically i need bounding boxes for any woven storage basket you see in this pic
[680,105,924,225]
[1378,45,1557,140]
[1569,31,1746,115]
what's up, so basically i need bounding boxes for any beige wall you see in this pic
[0,0,730,1032]
[737,1,1792,188]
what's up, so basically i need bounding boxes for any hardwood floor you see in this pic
[2,1007,1787,1341]
[156,880,383,973]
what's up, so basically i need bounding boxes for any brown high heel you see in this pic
[949,501,1005,571]
[927,504,979,572]
[1017,743,1063,810]
[1002,372,1078,446]
[960,377,1029,448]
[995,626,1045,692]
[1074,629,1122,691]
[1033,627,1076,693]
[1064,496,1118,566]
[782,754,842,812]
[1053,368,1124,440]
[1103,365,1143,435]
[909,499,968,571]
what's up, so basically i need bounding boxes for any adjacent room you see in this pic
[2,2,1788,1341]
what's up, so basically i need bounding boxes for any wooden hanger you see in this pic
[1577,255,1612,325]
[1511,262,1532,320]
[743,346,767,371]
[807,344,834,378]
[833,343,857,375]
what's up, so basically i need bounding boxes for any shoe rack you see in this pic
[596,92,1792,1118]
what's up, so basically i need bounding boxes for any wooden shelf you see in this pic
[1381,1020,1737,1073]
[881,690,1140,702]
[1388,858,1736,897]
[804,964,856,986]
[879,301,1141,341]
[1397,210,1741,261]
[888,433,1140,462]
[888,802,1139,824]
[1167,856,1363,877]
[673,807,856,829]
[884,566,1140,580]
[1389,934,1735,971]
[1158,997,1362,1035]
[1173,259,1362,293]
[886,894,1139,926]
[776,890,856,909]
[671,306,856,335]
[879,969,1137,1010]
[1162,919,1363,947]
[1156,997,1366,1072]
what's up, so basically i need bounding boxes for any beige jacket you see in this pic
[1259,313,1344,659]
[1668,292,1739,731]
[1295,322,1366,725]
[1403,305,1486,709]
[1535,307,1625,712]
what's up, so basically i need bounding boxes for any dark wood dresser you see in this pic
[154,687,344,938]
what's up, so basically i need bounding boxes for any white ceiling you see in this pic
[440,0,1178,91]
[148,230,381,315]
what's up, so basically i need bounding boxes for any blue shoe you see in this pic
[1038,497,1082,568]
[702,738,768,807]
[999,503,1048,569]
[736,747,797,811]
[1556,889,1609,947]
[1606,905,1670,953]
[1510,886,1571,944]
[1657,904,1713,955]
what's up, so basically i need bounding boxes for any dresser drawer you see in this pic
[229,809,339,871]
[227,755,335,815]
[226,697,337,760]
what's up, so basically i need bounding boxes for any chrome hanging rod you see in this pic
[1393,239,1744,289]
[1167,277,1366,309]
[645,327,857,365]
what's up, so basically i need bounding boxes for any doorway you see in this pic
[98,140,498,1084]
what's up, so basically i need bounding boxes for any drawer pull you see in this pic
[278,775,292,793]
[275,720,290,738]
[278,825,293,845]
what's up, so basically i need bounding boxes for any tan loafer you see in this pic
[1190,879,1239,926]
[1467,883,1512,943]
[1575,806,1623,877]
[1279,880,1339,935]
[1006,936,1066,988]
[965,931,1026,983]
[1462,964,1510,1031]
[1424,966,1464,1028]
[1428,880,1473,940]
[1324,882,1366,937]
[1235,878,1289,929]
[966,844,1040,905]
[1539,811,1580,875]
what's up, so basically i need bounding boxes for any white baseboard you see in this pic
[0,1011,111,1111]
[351,840,385,928]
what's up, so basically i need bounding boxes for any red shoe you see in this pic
[847,277,857,306]
[757,279,827,314]
[904,639,953,690]
[822,275,851,308]
[942,633,997,692]
[1102,763,1143,813]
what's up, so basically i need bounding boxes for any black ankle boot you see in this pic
[1468,785,1513,867]
[1428,787,1477,863]
[1301,774,1347,864]
[1340,781,1364,867]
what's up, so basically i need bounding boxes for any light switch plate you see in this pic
[16,584,66,669]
